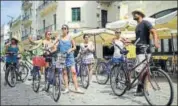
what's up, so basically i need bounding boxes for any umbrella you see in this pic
[155,10,177,29]
[106,17,156,30]
[73,28,115,57]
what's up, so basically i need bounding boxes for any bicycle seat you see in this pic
[103,56,111,60]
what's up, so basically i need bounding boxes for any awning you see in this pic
[106,17,156,30]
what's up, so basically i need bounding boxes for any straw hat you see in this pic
[11,36,20,43]
[132,8,145,17]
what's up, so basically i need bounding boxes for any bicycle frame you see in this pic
[124,52,151,90]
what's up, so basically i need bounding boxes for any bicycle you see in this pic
[96,46,135,85]
[44,50,61,102]
[74,55,91,89]
[110,43,174,105]
[5,52,29,87]
[32,55,45,93]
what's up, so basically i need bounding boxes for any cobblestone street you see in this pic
[1,63,177,105]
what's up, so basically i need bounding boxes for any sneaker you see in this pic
[63,88,69,94]
[75,88,84,94]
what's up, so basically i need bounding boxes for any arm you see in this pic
[28,36,42,45]
[5,44,10,53]
[71,39,76,51]
[150,29,160,48]
[145,21,160,48]
[87,42,95,52]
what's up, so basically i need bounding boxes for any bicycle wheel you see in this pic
[144,68,174,105]
[110,64,127,96]
[96,62,109,84]
[53,70,61,102]
[6,65,17,87]
[32,66,41,93]
[80,65,90,89]
[18,64,29,82]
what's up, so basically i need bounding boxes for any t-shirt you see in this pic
[79,42,94,60]
[135,20,153,54]
[113,39,124,58]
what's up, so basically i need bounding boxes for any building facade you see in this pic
[1,24,10,53]
[19,1,177,58]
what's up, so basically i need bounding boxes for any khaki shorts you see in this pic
[135,54,151,73]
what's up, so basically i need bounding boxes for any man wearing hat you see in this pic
[132,9,160,96]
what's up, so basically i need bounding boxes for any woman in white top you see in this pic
[77,34,95,82]
[112,30,129,59]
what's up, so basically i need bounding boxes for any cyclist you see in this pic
[77,34,95,83]
[4,36,20,85]
[28,31,56,83]
[112,29,130,59]
[132,9,160,96]
[52,24,84,94]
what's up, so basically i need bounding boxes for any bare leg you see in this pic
[63,68,69,89]
[71,66,78,90]
[88,64,93,82]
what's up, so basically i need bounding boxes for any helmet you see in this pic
[132,8,145,18]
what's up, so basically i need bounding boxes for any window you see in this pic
[53,14,56,30]
[72,8,81,22]
[43,20,45,31]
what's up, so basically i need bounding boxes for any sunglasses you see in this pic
[47,33,52,35]
[61,27,67,30]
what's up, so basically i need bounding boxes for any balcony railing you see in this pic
[22,32,31,41]
[37,1,56,11]
[22,14,32,21]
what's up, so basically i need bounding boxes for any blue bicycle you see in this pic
[42,50,62,102]
[74,55,90,89]
[96,56,124,84]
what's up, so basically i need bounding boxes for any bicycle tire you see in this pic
[32,67,41,93]
[44,68,50,92]
[3,63,6,72]
[6,65,17,87]
[110,64,127,96]
[96,62,109,84]
[18,64,29,82]
[144,68,174,106]
[53,71,61,102]
[80,64,90,89]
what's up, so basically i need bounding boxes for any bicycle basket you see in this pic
[55,53,67,69]
[32,56,46,67]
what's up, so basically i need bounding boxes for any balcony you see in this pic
[22,14,32,28]
[11,16,21,28]
[37,1,57,17]
[22,0,32,11]
[97,0,113,6]
[21,33,30,41]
